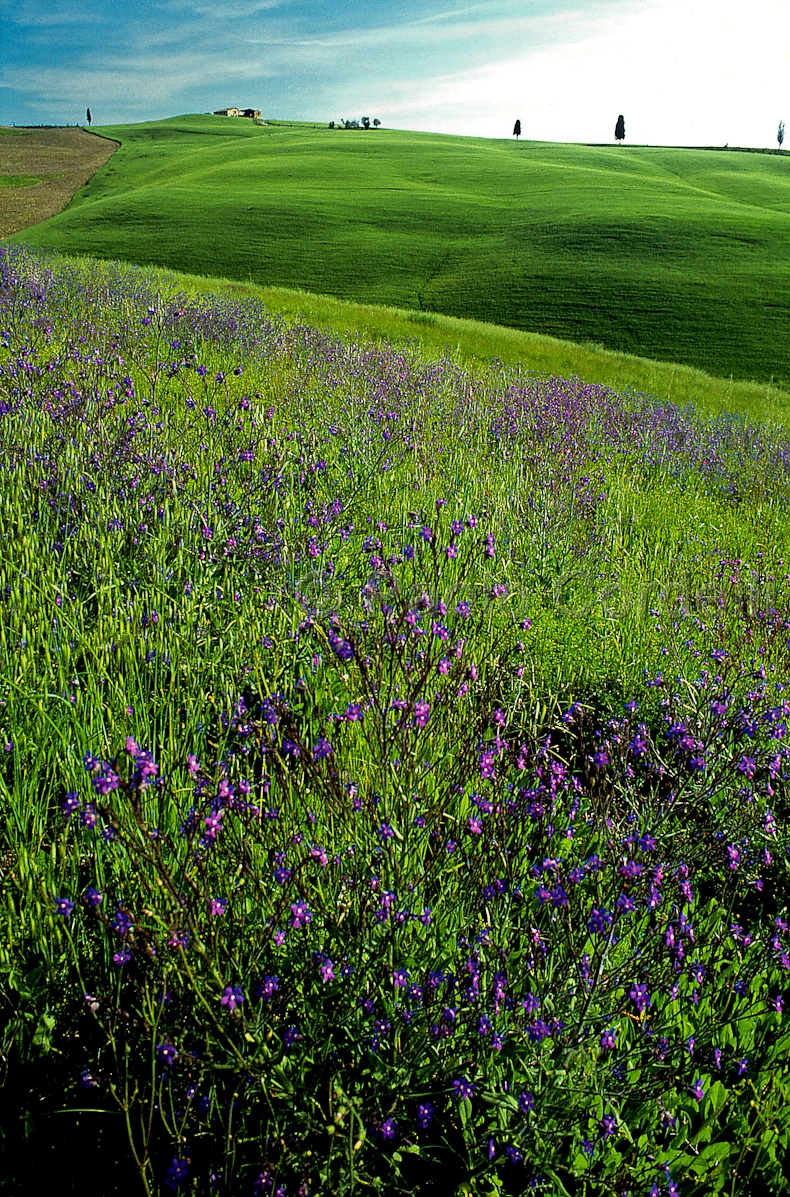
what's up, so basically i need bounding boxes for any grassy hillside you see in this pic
[163,264,790,428]
[7,114,790,387]
[3,246,790,1195]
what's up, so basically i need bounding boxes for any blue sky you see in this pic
[1,0,788,146]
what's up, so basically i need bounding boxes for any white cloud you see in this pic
[373,0,790,146]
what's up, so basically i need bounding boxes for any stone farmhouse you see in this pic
[213,107,261,119]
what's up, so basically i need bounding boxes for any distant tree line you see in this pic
[329,118,381,130]
[607,113,786,151]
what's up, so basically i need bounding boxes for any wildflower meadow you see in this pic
[0,244,789,1195]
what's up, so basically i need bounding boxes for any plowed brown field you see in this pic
[0,126,117,238]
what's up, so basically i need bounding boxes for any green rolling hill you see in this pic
[8,114,790,386]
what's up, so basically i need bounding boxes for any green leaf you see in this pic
[32,1010,56,1054]
[703,1080,728,1119]
[571,1152,592,1174]
[540,1165,573,1196]
[699,1141,732,1163]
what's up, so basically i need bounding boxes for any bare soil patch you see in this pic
[0,127,117,239]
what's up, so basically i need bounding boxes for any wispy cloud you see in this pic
[4,0,107,27]
[244,1,622,52]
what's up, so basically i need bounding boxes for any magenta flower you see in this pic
[414,699,431,728]
[318,957,335,983]
[289,898,312,929]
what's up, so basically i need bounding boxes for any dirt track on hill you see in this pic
[0,127,117,239]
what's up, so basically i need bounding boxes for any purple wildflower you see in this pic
[164,1157,190,1189]
[629,983,651,1013]
[417,1102,434,1128]
[156,1043,178,1066]
[221,985,244,1011]
[313,736,333,760]
[256,975,280,1001]
[283,1025,300,1048]
[598,1114,617,1139]
[587,907,612,934]
[61,793,80,819]
[289,899,312,928]
[319,958,335,983]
